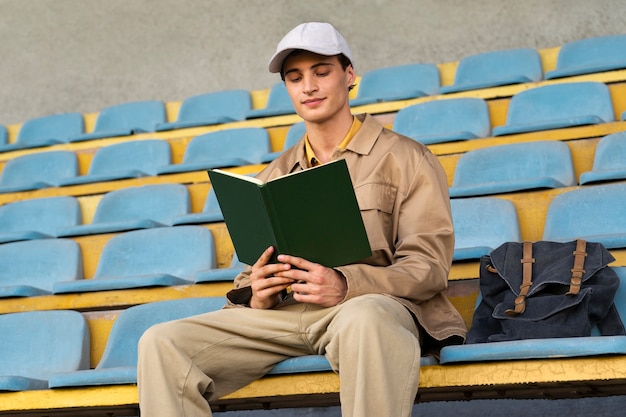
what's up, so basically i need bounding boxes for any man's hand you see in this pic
[249,247,295,309]
[275,254,348,307]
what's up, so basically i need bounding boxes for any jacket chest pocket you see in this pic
[355,183,397,250]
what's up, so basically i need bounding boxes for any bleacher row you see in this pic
[1,34,626,416]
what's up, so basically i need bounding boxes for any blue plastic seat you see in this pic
[0,112,84,152]
[59,139,171,186]
[492,81,614,136]
[451,197,521,261]
[349,63,440,107]
[156,89,251,131]
[392,98,491,145]
[70,100,165,142]
[53,226,216,294]
[260,121,305,163]
[579,132,626,185]
[440,267,626,364]
[156,127,270,175]
[0,239,83,297]
[441,48,543,94]
[246,82,295,119]
[171,187,223,225]
[0,150,78,194]
[0,196,81,244]
[542,182,626,249]
[546,34,626,79]
[0,310,90,391]
[193,252,247,283]
[48,297,225,388]
[57,184,190,238]
[268,355,438,376]
[449,140,576,198]
[0,125,6,147]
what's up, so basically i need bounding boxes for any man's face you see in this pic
[282,51,355,124]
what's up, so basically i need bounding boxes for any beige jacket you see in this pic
[227,114,467,352]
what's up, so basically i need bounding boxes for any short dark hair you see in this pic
[280,51,356,92]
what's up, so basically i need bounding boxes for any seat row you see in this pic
[2,33,626,152]
[1,127,624,207]
[3,180,626,297]
[3,266,626,405]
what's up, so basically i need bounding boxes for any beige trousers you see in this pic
[137,294,421,417]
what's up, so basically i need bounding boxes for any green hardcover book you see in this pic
[207,158,371,267]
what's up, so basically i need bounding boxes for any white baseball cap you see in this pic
[268,22,354,73]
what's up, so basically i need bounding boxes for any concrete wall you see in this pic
[1,0,625,125]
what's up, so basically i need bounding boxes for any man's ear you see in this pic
[345,65,356,89]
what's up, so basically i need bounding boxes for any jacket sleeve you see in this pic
[336,150,454,304]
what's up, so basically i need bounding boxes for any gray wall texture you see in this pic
[1,0,625,125]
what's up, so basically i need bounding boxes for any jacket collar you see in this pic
[287,113,383,173]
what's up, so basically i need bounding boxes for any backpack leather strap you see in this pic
[506,241,535,316]
[567,239,588,296]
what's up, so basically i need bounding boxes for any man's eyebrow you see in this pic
[284,61,334,76]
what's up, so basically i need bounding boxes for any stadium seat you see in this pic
[260,121,305,163]
[70,100,165,142]
[156,127,270,175]
[492,81,614,136]
[542,182,626,249]
[0,150,78,193]
[449,140,575,198]
[52,226,216,294]
[451,197,521,261]
[156,89,252,131]
[579,132,626,184]
[439,267,626,364]
[0,196,80,244]
[59,139,171,186]
[0,239,83,297]
[246,82,295,119]
[0,125,6,147]
[192,252,247,283]
[545,34,626,79]
[56,184,190,237]
[268,355,438,376]
[0,112,84,152]
[440,48,543,93]
[349,63,440,107]
[392,97,491,145]
[48,297,226,388]
[0,310,90,391]
[171,187,223,225]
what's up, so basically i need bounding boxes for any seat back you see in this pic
[451,197,521,261]
[352,63,439,104]
[175,89,251,123]
[17,112,84,146]
[263,82,293,110]
[492,81,614,136]
[0,125,6,145]
[543,182,626,249]
[579,131,626,184]
[546,34,626,79]
[441,48,543,93]
[182,127,270,165]
[88,139,171,176]
[0,310,89,382]
[92,184,189,225]
[0,239,83,293]
[0,196,81,236]
[0,150,78,189]
[392,97,490,145]
[93,100,165,133]
[97,297,225,369]
[94,226,216,280]
[450,140,575,197]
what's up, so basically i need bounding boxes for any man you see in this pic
[138,22,466,417]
